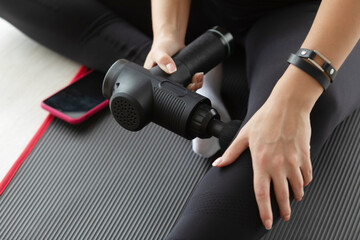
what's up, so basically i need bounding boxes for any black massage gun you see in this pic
[102,26,241,149]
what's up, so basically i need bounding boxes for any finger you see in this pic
[211,128,248,167]
[187,81,203,91]
[300,163,313,187]
[187,83,196,91]
[144,55,155,69]
[300,154,313,187]
[153,51,177,74]
[253,172,273,230]
[288,168,304,202]
[192,72,204,84]
[272,175,291,221]
[187,73,204,91]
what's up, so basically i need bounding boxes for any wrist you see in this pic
[270,64,323,113]
[153,26,185,44]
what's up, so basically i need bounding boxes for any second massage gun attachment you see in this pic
[103,26,239,141]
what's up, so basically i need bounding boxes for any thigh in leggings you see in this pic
[166,2,360,240]
[0,0,211,72]
[0,0,152,72]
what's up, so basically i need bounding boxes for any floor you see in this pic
[0,18,81,181]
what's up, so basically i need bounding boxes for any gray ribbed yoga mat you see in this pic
[1,108,359,240]
[1,56,359,239]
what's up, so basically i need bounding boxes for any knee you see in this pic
[165,191,267,239]
[309,86,348,156]
[312,87,344,128]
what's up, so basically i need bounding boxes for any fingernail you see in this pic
[284,215,291,221]
[265,220,272,230]
[212,157,222,167]
[166,63,177,73]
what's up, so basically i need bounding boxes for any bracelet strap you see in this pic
[287,53,331,91]
[296,48,337,82]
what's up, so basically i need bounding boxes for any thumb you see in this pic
[212,129,248,167]
[144,54,155,69]
[154,51,177,74]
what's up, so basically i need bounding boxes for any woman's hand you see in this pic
[213,93,313,230]
[212,65,323,230]
[147,0,199,89]
[144,36,204,91]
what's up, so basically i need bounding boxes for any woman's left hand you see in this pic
[212,65,323,230]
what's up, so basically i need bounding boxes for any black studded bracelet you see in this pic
[287,48,337,91]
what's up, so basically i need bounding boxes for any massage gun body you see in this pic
[104,59,214,139]
[103,26,241,145]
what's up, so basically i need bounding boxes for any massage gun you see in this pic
[102,26,241,149]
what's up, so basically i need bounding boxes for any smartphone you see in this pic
[41,70,109,124]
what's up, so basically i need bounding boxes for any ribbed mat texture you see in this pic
[0,111,214,239]
[1,108,359,240]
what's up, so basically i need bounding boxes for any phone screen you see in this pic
[43,71,106,119]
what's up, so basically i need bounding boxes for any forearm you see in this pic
[301,0,360,69]
[274,0,360,112]
[151,0,191,42]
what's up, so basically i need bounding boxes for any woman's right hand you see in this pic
[144,36,204,91]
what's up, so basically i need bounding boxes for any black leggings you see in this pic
[0,0,210,72]
[1,0,359,239]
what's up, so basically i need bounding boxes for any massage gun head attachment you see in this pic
[103,59,153,131]
[103,26,235,139]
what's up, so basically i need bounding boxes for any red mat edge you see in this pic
[0,66,89,196]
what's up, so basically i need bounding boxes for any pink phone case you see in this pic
[41,70,109,124]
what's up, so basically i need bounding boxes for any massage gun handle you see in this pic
[150,26,233,87]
